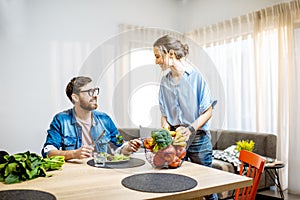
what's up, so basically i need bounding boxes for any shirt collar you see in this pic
[71,107,97,126]
[166,67,193,79]
[71,107,77,125]
[184,66,193,76]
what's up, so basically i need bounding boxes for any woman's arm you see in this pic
[176,106,213,136]
[161,116,170,130]
[190,106,213,131]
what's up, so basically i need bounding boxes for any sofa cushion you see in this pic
[213,147,240,170]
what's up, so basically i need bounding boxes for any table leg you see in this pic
[265,168,284,199]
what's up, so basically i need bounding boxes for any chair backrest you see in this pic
[234,150,266,200]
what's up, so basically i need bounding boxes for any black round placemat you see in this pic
[87,157,145,169]
[121,173,197,193]
[0,189,56,200]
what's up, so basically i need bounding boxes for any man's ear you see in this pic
[71,94,79,103]
[168,49,175,58]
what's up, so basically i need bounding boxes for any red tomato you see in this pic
[175,146,186,159]
[168,156,181,168]
[161,145,176,163]
[153,153,165,167]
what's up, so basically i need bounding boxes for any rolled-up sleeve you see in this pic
[198,78,217,114]
[41,115,62,157]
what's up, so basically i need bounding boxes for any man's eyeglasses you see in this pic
[80,88,100,97]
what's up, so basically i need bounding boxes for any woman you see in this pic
[153,35,218,200]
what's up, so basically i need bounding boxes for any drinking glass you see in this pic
[93,152,106,167]
[93,142,108,167]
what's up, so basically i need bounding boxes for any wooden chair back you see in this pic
[234,150,266,200]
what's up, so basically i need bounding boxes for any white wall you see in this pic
[0,0,283,155]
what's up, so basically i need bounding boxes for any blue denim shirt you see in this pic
[41,108,121,157]
[159,67,217,131]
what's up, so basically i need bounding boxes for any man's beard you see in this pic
[79,97,98,111]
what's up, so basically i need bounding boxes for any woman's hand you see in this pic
[162,124,170,130]
[161,116,170,130]
[176,126,192,137]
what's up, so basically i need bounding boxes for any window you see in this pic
[128,49,161,127]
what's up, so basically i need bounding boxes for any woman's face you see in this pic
[153,46,169,71]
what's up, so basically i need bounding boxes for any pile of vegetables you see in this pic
[0,151,65,184]
[144,129,187,169]
[151,129,173,152]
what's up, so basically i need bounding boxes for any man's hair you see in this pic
[66,76,92,103]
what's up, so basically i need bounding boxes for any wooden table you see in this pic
[0,153,252,200]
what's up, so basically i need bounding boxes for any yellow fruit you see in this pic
[173,141,187,148]
[174,132,182,141]
[170,131,177,137]
[176,136,187,142]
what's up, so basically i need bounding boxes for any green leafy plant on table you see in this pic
[236,140,255,152]
[0,151,65,184]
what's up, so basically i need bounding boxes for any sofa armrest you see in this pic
[118,128,140,141]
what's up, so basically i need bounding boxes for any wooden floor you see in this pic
[256,187,300,200]
[224,187,300,200]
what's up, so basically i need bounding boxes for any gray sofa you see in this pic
[118,128,277,199]
[210,129,277,199]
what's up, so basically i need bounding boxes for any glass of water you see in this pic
[93,142,108,167]
[94,152,106,167]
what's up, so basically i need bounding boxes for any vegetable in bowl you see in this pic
[144,129,187,169]
[151,129,173,152]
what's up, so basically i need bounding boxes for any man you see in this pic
[42,76,141,160]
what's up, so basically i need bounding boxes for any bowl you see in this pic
[143,129,188,169]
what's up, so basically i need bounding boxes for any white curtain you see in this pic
[290,23,300,194]
[186,0,300,192]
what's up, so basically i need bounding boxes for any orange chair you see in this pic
[234,150,266,200]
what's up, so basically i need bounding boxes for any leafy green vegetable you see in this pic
[151,129,172,152]
[111,153,130,161]
[42,155,65,171]
[0,151,65,184]
[116,134,124,145]
[99,153,130,161]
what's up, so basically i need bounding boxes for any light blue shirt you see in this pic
[159,67,217,131]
